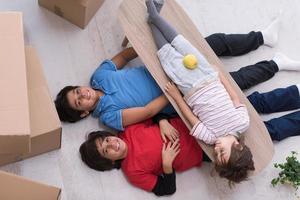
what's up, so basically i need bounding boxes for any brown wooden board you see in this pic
[118,0,274,174]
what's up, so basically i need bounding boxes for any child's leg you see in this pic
[146,0,208,66]
[205,32,263,56]
[146,0,178,43]
[264,111,300,141]
[229,60,278,90]
[149,23,168,49]
[247,85,300,114]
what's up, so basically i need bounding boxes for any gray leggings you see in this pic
[146,0,178,49]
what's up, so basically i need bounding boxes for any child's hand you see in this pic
[162,139,180,174]
[165,82,182,100]
[159,119,179,143]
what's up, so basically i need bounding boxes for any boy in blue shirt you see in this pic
[56,47,173,131]
[55,2,300,133]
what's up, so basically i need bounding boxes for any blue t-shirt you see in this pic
[91,60,175,131]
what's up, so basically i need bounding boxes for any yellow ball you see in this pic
[183,54,198,69]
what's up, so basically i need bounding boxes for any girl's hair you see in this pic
[215,138,255,186]
[79,131,122,171]
[55,86,85,123]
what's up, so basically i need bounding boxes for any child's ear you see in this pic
[234,142,243,151]
[80,111,90,118]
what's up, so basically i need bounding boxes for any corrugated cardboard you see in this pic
[0,12,30,154]
[0,171,61,200]
[0,47,62,166]
[38,0,105,29]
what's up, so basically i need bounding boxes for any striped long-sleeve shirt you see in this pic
[185,80,250,145]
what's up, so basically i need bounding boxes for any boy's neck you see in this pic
[96,89,104,100]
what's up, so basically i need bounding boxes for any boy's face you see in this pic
[95,136,128,161]
[214,135,239,165]
[67,86,99,113]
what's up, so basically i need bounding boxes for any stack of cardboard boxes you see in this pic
[0,0,105,198]
[0,12,61,199]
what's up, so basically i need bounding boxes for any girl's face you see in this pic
[214,135,239,165]
[95,136,128,161]
[67,86,99,112]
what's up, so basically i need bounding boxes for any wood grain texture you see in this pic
[118,0,274,174]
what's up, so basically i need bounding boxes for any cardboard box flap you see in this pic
[0,47,62,167]
[0,12,30,154]
[25,47,61,136]
[0,171,61,200]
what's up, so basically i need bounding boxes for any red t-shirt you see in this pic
[120,117,203,192]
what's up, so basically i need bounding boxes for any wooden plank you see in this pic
[118,0,274,174]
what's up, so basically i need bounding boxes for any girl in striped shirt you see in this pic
[146,0,254,183]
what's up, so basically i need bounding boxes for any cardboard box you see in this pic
[0,47,62,166]
[0,170,61,200]
[0,12,30,154]
[38,0,105,29]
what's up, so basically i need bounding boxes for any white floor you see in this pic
[0,0,300,199]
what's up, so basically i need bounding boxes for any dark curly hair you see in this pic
[215,141,255,186]
[79,131,123,171]
[54,86,85,123]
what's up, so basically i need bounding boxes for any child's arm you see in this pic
[165,82,217,144]
[152,140,180,196]
[164,82,199,127]
[111,47,138,69]
[122,94,169,127]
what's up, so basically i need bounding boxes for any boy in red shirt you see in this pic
[80,116,204,196]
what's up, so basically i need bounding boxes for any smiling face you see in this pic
[95,136,128,161]
[214,135,240,165]
[66,86,100,114]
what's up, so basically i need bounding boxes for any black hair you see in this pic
[54,86,85,123]
[79,131,122,171]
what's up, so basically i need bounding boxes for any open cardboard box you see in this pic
[0,170,61,200]
[0,10,61,167]
[0,46,62,166]
[38,0,105,29]
[0,12,31,155]
[0,12,62,200]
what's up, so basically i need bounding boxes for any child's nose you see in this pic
[108,141,117,150]
[79,91,87,98]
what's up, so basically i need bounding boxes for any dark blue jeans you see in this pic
[247,86,300,141]
[205,32,300,141]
